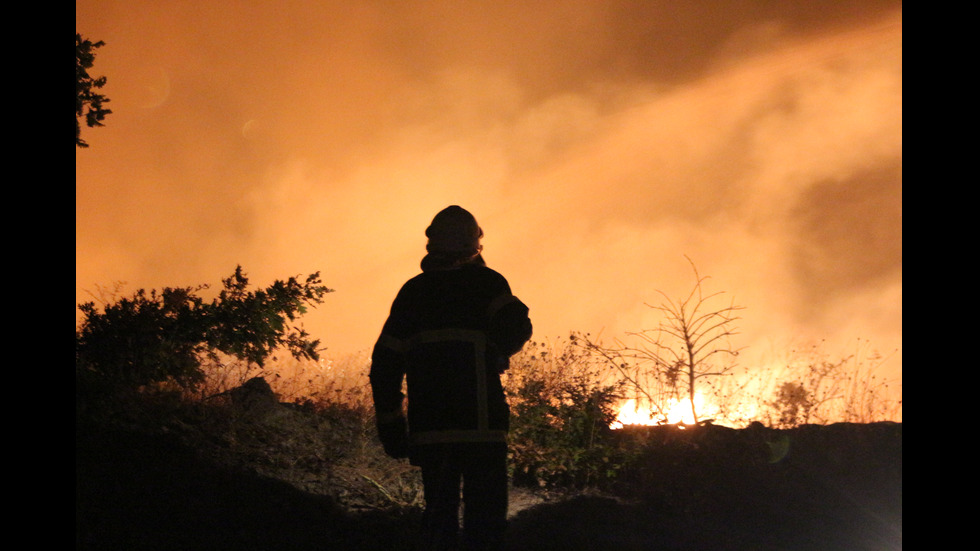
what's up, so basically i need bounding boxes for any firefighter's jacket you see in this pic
[370,259,532,460]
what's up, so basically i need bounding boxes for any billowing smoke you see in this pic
[76,1,902,385]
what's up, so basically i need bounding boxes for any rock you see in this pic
[229,376,277,407]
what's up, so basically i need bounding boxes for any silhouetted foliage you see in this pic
[505,339,628,489]
[75,266,333,404]
[762,339,902,427]
[76,33,112,148]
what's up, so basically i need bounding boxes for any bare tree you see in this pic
[577,258,744,425]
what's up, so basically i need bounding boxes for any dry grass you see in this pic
[164,336,899,512]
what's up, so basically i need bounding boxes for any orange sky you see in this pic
[76,1,902,385]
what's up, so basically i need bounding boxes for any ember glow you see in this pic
[76,1,901,401]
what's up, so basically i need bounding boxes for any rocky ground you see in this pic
[76,386,902,551]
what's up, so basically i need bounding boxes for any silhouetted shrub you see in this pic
[76,266,332,410]
[505,339,630,489]
[758,339,902,427]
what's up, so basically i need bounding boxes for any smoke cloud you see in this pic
[76,1,902,383]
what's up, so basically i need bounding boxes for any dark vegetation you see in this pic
[76,268,901,550]
[76,266,331,416]
[75,386,901,550]
[76,33,112,148]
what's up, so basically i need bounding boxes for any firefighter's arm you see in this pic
[369,333,409,459]
[487,293,532,358]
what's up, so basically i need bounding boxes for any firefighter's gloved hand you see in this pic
[376,414,409,459]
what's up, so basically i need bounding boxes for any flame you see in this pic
[611,391,762,429]
[610,394,709,429]
[610,398,657,428]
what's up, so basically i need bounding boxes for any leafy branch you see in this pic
[76,33,112,148]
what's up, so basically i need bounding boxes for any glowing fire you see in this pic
[611,391,761,429]
[610,395,708,429]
